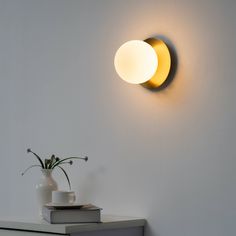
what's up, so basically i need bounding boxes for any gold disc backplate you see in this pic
[142,38,171,89]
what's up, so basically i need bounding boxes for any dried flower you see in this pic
[22,148,88,190]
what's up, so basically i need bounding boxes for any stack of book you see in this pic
[42,204,101,224]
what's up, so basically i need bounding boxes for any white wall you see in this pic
[0,0,236,235]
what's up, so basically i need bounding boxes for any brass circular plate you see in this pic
[142,38,171,89]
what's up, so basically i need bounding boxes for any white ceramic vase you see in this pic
[36,169,58,216]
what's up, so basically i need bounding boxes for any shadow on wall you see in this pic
[145,221,160,236]
[76,166,107,203]
[148,35,178,92]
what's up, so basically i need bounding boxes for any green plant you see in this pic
[22,148,88,190]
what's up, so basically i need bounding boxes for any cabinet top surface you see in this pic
[0,215,146,234]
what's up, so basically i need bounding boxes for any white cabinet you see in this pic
[0,230,58,236]
[0,215,145,236]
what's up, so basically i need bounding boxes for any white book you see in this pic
[42,204,101,224]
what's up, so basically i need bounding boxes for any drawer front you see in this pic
[71,227,144,236]
[0,229,66,236]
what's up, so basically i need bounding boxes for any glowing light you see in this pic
[114,40,158,84]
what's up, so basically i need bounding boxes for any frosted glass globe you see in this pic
[114,40,158,84]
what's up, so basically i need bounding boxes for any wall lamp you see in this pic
[114,38,171,89]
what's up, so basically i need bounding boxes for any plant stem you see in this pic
[56,166,71,190]
[51,156,87,169]
[21,165,41,176]
[27,149,45,168]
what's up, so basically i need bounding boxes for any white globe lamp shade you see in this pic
[114,40,158,84]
